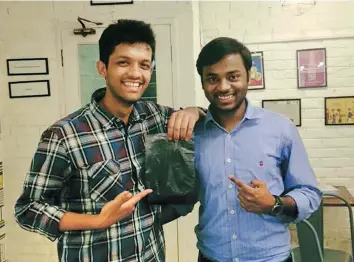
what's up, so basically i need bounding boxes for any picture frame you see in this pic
[90,0,133,5]
[6,58,49,76]
[262,99,302,126]
[8,80,50,99]
[296,48,327,88]
[324,96,354,125]
[249,51,265,90]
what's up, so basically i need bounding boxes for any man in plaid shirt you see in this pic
[14,19,203,262]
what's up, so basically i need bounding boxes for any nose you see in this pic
[218,79,230,92]
[127,63,141,79]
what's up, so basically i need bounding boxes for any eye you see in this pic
[117,60,128,66]
[141,63,151,70]
[207,76,218,84]
[228,74,240,81]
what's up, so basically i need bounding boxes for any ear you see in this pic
[96,60,107,78]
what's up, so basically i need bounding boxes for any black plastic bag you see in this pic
[142,133,199,205]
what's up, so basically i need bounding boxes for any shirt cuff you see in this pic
[285,189,311,224]
[41,208,66,242]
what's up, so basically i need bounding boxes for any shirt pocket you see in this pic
[87,159,126,202]
[234,153,283,194]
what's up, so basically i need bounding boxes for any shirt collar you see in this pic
[204,98,262,127]
[89,88,147,130]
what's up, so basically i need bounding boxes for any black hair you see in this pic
[196,37,252,80]
[99,19,156,66]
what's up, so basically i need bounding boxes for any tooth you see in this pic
[218,95,233,99]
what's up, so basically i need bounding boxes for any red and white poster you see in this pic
[297,48,327,88]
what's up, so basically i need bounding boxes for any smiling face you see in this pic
[97,42,153,106]
[202,53,249,114]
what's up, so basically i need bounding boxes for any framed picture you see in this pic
[8,80,50,99]
[7,58,49,76]
[297,48,327,88]
[90,0,133,5]
[325,96,354,125]
[249,51,265,90]
[262,99,301,126]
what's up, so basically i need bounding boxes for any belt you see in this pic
[198,253,293,262]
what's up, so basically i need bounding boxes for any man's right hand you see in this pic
[59,189,152,231]
[96,189,152,229]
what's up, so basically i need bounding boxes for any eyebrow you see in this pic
[205,70,241,76]
[114,56,152,63]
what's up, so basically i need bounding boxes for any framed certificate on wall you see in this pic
[262,99,301,126]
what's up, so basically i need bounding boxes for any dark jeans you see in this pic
[198,252,293,262]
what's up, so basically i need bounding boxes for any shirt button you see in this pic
[228,184,233,189]
[230,209,235,215]
[226,158,231,163]
[232,234,237,240]
[227,134,231,139]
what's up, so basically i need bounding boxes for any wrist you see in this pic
[266,195,276,213]
[93,214,106,230]
[269,195,284,216]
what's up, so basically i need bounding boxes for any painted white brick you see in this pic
[201,11,216,31]
[264,60,297,71]
[328,67,354,78]
[261,78,297,89]
[324,38,354,48]
[320,177,353,186]
[265,50,296,61]
[287,41,325,50]
[337,168,354,178]
[307,148,354,158]
[326,77,354,88]
[329,46,354,57]
[299,128,354,139]
[301,98,324,109]
[52,1,85,17]
[327,56,354,68]
[11,126,39,139]
[271,69,297,79]
[312,167,338,177]
[230,1,258,13]
[1,1,354,261]
[301,119,324,127]
[248,90,298,101]
[243,33,274,44]
[201,1,229,14]
[310,158,354,168]
[304,138,354,149]
[215,12,231,36]
[202,29,218,45]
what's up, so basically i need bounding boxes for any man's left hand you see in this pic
[167,107,202,141]
[229,176,275,214]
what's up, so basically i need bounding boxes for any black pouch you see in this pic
[142,133,199,205]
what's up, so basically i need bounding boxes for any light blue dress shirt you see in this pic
[194,101,322,262]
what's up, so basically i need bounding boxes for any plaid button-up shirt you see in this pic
[15,88,173,262]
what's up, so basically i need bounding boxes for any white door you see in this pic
[60,24,179,262]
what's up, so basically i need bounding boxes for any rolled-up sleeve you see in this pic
[14,128,69,241]
[282,123,322,223]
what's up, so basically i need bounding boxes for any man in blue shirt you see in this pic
[193,37,322,262]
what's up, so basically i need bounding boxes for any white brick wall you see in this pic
[198,0,354,255]
[2,1,354,261]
